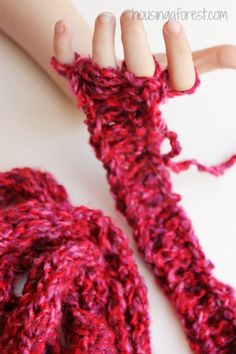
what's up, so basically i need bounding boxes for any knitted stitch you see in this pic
[52,53,236,354]
[0,168,151,353]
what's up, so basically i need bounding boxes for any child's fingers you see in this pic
[92,12,117,68]
[120,10,155,77]
[154,45,236,75]
[192,45,236,73]
[163,21,196,91]
[53,20,74,64]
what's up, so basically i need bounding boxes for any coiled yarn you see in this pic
[0,168,150,353]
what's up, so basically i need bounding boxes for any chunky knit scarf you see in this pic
[0,168,149,353]
[51,54,236,353]
[0,54,235,354]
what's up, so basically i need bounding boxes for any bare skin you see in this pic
[0,1,236,102]
[53,10,236,97]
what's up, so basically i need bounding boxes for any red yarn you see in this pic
[51,53,236,354]
[0,168,150,353]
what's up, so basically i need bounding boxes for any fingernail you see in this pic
[122,10,133,20]
[166,20,181,33]
[56,23,65,34]
[99,12,113,24]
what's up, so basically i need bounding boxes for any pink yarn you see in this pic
[52,53,236,353]
[0,168,150,353]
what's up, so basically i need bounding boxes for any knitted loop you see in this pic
[0,168,151,353]
[52,54,236,353]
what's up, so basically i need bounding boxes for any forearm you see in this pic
[0,0,92,100]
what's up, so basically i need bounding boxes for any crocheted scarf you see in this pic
[0,53,235,354]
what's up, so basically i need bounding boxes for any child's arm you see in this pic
[0,0,93,100]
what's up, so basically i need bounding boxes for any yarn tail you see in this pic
[167,153,236,176]
[162,128,236,176]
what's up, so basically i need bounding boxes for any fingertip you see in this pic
[120,9,143,29]
[121,10,134,21]
[163,20,182,35]
[92,12,117,68]
[162,21,196,91]
[54,20,74,64]
[55,20,67,34]
[96,12,114,24]
[120,10,155,77]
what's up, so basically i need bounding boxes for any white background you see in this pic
[0,0,236,353]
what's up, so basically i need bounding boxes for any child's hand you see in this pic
[53,10,236,92]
